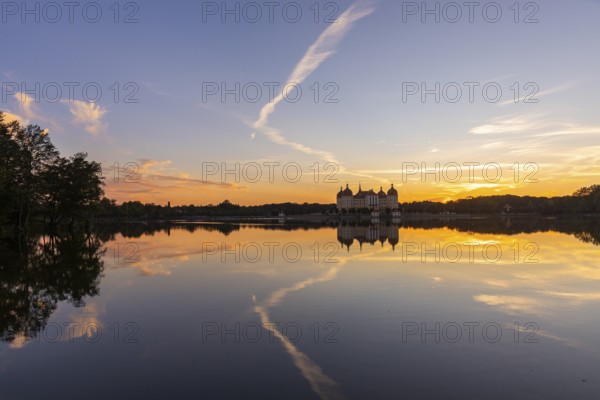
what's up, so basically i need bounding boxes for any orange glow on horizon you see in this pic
[104,179,593,207]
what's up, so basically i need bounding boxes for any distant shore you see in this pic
[92,212,600,225]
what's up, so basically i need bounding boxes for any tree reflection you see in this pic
[335,216,600,250]
[0,231,105,343]
[91,217,600,247]
[2,216,598,344]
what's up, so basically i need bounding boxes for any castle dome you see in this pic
[378,187,386,197]
[387,184,398,196]
[337,187,343,199]
[342,184,353,196]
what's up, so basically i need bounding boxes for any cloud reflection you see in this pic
[254,265,346,400]
[252,246,389,400]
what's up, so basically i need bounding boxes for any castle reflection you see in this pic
[337,221,401,251]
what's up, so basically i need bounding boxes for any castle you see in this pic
[336,184,399,211]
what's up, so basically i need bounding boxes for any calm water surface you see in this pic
[1,218,599,399]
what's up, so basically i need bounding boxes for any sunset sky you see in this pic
[3,0,599,205]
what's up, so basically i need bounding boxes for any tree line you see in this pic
[96,198,338,219]
[400,188,600,215]
[98,185,600,220]
[0,112,104,231]
[0,230,105,343]
[2,112,599,228]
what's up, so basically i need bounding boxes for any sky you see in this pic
[2,0,600,205]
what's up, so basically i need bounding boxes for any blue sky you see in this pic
[2,0,600,204]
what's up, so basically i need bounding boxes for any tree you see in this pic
[0,113,104,229]
[44,153,104,227]
[11,124,59,229]
[0,230,105,343]
[0,116,21,224]
[574,185,600,213]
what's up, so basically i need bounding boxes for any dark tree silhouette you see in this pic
[0,112,104,230]
[0,231,105,343]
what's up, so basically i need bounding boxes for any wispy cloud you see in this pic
[252,0,377,163]
[104,159,245,203]
[470,112,600,140]
[8,92,61,131]
[68,100,108,135]
[11,92,50,126]
[498,81,577,106]
[473,294,541,314]
[469,113,546,135]
[539,291,600,303]
[532,124,600,137]
[140,81,172,97]
[14,92,38,121]
[260,125,340,163]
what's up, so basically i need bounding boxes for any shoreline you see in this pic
[90,213,600,225]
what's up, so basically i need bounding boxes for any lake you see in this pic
[1,217,599,399]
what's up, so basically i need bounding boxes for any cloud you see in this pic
[252,0,377,163]
[13,92,38,121]
[1,111,26,125]
[469,113,545,135]
[470,113,600,142]
[103,159,246,203]
[9,92,52,127]
[532,124,600,138]
[539,291,600,303]
[143,173,243,188]
[136,159,242,189]
[6,92,59,130]
[498,81,576,106]
[68,100,108,135]
[140,81,172,97]
[473,294,540,314]
[260,125,340,163]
